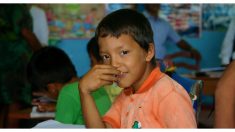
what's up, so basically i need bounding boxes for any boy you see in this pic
[87,37,122,103]
[27,46,111,125]
[79,9,196,128]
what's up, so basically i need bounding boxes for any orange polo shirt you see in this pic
[102,68,197,128]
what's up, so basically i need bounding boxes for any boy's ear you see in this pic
[47,83,57,94]
[146,43,155,62]
[47,83,62,99]
[47,83,62,93]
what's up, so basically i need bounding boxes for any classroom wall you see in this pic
[56,31,226,76]
[187,31,225,68]
[167,31,225,74]
[56,39,90,77]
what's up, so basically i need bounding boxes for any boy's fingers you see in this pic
[100,74,118,82]
[37,105,43,112]
[94,64,116,69]
[94,65,120,74]
[96,65,120,73]
[98,68,120,76]
[100,80,113,86]
[37,104,49,112]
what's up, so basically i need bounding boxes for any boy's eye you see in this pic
[101,54,110,61]
[120,50,129,56]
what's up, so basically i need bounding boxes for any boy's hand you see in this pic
[79,65,120,94]
[36,103,56,112]
[32,98,56,112]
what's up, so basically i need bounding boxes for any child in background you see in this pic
[87,37,122,103]
[78,9,196,128]
[27,46,111,125]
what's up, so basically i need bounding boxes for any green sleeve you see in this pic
[92,87,112,116]
[55,84,111,124]
[55,91,81,124]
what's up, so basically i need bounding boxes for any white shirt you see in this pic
[219,18,235,65]
[30,6,49,46]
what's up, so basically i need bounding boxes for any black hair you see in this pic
[27,46,77,90]
[87,37,102,62]
[95,9,156,66]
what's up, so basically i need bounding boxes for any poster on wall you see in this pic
[159,4,201,38]
[42,4,202,41]
[44,4,105,40]
[104,4,201,38]
[202,4,235,31]
[105,4,134,14]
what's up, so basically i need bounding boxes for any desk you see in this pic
[8,107,54,120]
[183,74,220,96]
[7,106,54,128]
[193,76,219,95]
[8,108,32,120]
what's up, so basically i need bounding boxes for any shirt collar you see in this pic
[124,67,164,95]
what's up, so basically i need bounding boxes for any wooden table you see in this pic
[9,107,54,119]
[194,76,219,95]
[6,107,54,128]
[8,108,32,119]
[182,74,220,96]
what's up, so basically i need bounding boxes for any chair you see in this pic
[170,72,203,125]
[188,80,203,124]
[157,59,204,125]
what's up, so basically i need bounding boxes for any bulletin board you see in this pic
[202,4,235,31]
[43,4,203,40]
[160,4,201,38]
[44,4,105,39]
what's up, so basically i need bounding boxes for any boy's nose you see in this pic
[111,57,120,68]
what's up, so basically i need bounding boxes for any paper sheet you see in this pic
[33,119,85,128]
[30,106,55,118]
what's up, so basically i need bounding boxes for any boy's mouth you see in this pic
[116,72,126,81]
[113,72,127,87]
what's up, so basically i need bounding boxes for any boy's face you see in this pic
[146,4,160,17]
[99,34,154,90]
[47,83,63,99]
